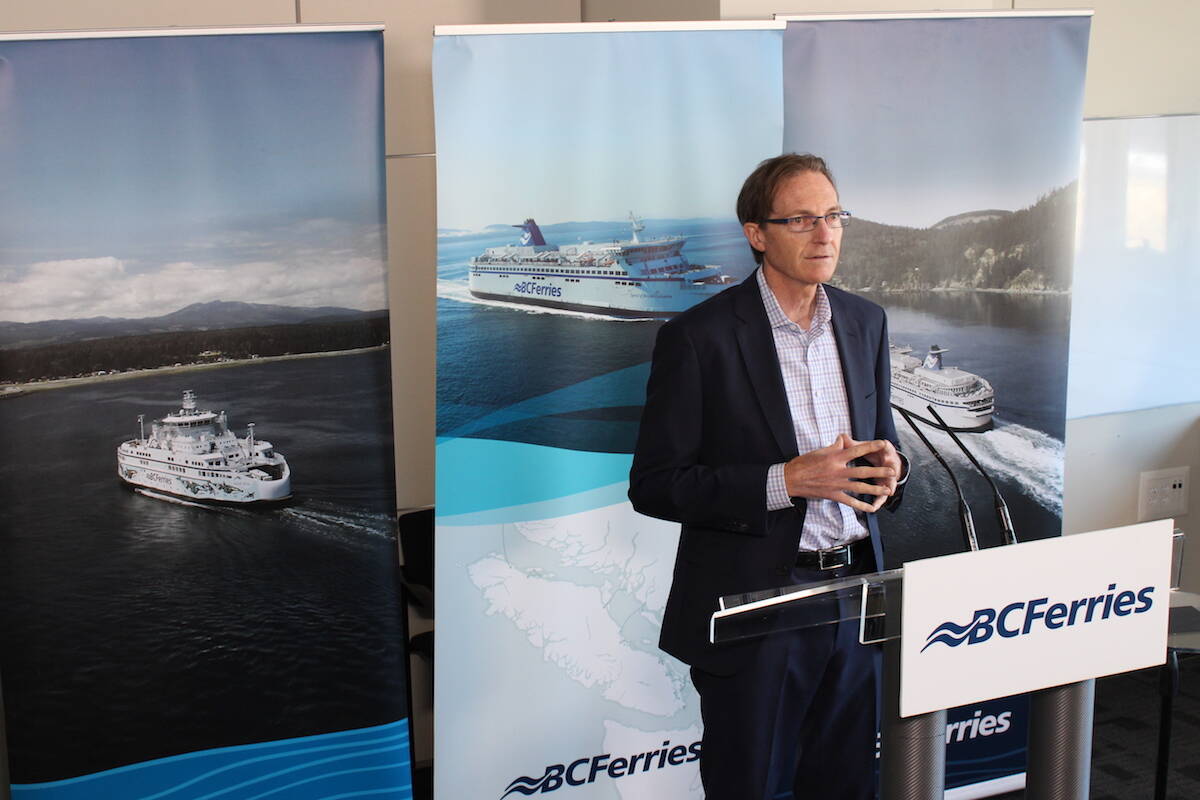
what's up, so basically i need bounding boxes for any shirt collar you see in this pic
[755,268,831,334]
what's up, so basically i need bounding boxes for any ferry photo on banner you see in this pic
[780,14,1090,793]
[0,29,413,799]
[434,24,782,800]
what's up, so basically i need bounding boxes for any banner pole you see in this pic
[1,670,11,800]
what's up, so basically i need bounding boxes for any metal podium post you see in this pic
[1026,679,1095,799]
[880,637,945,800]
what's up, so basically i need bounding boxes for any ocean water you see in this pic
[0,350,410,783]
[436,219,1072,564]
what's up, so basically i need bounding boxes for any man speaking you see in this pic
[629,153,906,799]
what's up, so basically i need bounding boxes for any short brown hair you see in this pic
[737,153,838,265]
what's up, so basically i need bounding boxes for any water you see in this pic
[0,350,409,783]
[437,220,1072,564]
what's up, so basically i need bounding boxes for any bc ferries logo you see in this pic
[501,740,700,798]
[921,583,1155,653]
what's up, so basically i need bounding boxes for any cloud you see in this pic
[0,220,388,323]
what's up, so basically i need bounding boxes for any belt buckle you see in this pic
[818,545,849,570]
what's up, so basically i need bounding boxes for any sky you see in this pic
[433,29,783,232]
[0,31,386,322]
[783,16,1091,228]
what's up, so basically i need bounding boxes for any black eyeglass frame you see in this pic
[759,210,853,231]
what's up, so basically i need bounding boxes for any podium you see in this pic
[710,521,1185,799]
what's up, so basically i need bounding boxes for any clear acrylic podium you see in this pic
[710,530,1187,800]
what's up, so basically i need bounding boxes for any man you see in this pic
[629,153,906,799]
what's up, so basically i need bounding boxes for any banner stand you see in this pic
[1,670,9,800]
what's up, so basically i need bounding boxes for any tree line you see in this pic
[0,317,390,384]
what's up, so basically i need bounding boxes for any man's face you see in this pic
[743,170,842,288]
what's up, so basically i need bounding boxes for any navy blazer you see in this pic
[629,273,899,675]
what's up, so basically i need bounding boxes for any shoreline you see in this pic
[847,286,1070,296]
[0,344,389,399]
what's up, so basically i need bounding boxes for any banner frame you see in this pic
[774,10,1093,22]
[435,20,786,36]
[0,23,384,43]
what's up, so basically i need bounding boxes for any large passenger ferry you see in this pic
[117,390,291,504]
[889,344,995,431]
[468,214,733,317]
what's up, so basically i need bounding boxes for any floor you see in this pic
[994,653,1200,799]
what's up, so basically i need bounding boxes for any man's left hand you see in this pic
[855,437,900,512]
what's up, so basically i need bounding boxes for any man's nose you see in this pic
[810,216,835,241]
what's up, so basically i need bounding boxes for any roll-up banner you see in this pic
[434,12,1087,799]
[0,27,413,799]
[781,12,1089,795]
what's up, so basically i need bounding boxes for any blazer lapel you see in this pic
[827,288,868,440]
[733,275,797,459]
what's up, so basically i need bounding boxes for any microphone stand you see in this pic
[925,405,1017,545]
[895,407,978,552]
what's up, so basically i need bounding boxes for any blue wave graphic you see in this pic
[500,771,553,798]
[436,438,632,518]
[920,610,992,652]
[440,364,650,442]
[11,720,412,800]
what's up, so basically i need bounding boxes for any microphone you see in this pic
[925,405,1018,546]
[895,407,979,552]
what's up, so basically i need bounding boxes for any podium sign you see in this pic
[900,520,1174,717]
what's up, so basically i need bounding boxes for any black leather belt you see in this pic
[795,538,871,571]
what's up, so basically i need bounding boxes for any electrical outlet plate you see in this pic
[1137,466,1190,522]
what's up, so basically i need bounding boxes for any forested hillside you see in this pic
[835,182,1077,292]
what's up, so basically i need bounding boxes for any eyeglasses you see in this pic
[760,211,852,232]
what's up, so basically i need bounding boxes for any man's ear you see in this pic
[742,221,766,254]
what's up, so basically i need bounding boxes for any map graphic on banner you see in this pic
[435,17,1087,799]
[0,30,412,799]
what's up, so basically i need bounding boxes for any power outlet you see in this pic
[1137,466,1190,522]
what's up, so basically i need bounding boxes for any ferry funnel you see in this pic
[513,218,546,246]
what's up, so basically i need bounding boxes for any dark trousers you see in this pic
[691,562,881,800]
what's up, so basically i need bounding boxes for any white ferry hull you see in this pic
[117,450,292,504]
[889,390,993,432]
[468,271,727,317]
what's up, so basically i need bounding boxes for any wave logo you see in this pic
[921,609,996,652]
[502,768,560,797]
[500,741,700,798]
[921,583,1155,653]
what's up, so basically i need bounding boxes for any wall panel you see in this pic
[1017,0,1200,118]
[301,0,580,155]
[387,154,438,509]
[0,0,295,30]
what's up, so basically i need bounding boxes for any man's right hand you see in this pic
[783,434,896,513]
